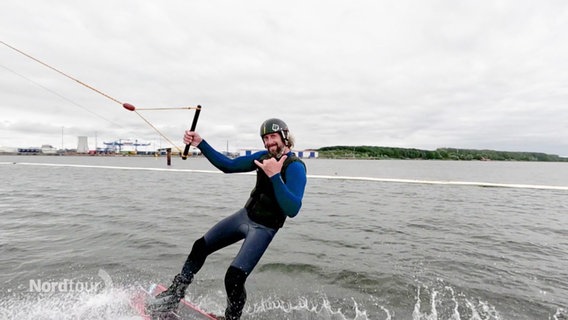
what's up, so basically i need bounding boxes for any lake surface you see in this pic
[1,155,567,319]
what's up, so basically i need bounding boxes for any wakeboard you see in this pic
[131,283,220,320]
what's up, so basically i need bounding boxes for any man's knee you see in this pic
[188,237,207,260]
[224,266,248,294]
[181,237,209,276]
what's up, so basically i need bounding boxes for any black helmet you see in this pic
[260,118,289,145]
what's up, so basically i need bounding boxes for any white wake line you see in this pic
[309,174,568,190]
[4,161,568,191]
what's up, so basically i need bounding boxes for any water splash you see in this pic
[412,281,502,320]
[552,308,568,320]
[243,295,373,320]
[0,287,140,320]
[1,280,555,319]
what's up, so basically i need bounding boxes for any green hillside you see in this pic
[317,146,568,162]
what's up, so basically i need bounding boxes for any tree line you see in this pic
[317,146,568,162]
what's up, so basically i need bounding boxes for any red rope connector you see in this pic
[123,103,136,111]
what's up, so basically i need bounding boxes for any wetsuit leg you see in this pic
[180,209,248,277]
[180,237,207,277]
[180,209,278,319]
[224,266,248,320]
[224,215,278,319]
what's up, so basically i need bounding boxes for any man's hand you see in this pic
[254,155,288,178]
[184,130,202,147]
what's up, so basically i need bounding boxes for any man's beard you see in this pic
[267,143,285,158]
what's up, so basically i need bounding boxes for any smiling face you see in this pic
[262,132,287,157]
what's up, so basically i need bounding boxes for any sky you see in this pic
[1,0,567,156]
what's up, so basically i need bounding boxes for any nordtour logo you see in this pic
[28,269,113,293]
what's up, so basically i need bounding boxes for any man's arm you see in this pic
[198,140,265,173]
[270,161,307,217]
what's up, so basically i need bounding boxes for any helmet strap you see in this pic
[280,130,290,146]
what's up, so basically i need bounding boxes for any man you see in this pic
[148,118,307,320]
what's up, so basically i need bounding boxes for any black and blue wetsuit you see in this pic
[179,140,306,319]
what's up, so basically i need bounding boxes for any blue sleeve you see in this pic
[270,161,307,218]
[197,140,266,173]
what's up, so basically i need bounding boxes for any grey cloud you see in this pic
[1,0,567,156]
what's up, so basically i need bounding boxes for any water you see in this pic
[1,156,567,319]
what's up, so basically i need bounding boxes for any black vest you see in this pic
[245,153,305,229]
